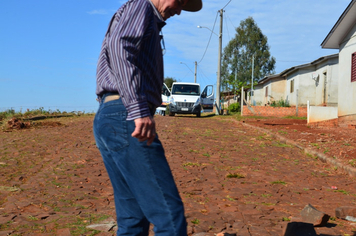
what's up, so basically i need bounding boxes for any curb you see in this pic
[239,121,356,178]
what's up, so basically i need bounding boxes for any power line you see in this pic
[224,13,231,42]
[197,12,219,64]
[196,65,207,85]
[197,65,215,86]
[222,0,232,10]
[225,12,236,30]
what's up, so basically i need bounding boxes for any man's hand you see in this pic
[132,116,156,146]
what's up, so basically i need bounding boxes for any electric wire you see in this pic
[224,13,231,42]
[197,11,219,64]
[196,65,207,85]
[197,65,215,86]
[225,12,236,30]
[222,0,232,10]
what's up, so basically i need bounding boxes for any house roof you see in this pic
[321,0,356,49]
[258,54,338,84]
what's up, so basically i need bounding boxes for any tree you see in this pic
[221,17,276,94]
[164,77,177,90]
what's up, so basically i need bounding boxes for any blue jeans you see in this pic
[93,95,187,236]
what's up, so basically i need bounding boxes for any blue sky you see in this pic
[0,0,351,112]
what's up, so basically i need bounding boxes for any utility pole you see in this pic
[216,9,223,115]
[194,61,197,83]
[251,53,255,105]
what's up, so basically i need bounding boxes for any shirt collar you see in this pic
[147,0,166,29]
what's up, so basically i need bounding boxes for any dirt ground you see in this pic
[0,114,356,235]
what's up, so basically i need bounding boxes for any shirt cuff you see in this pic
[126,101,152,120]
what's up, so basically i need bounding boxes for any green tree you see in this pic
[221,16,276,94]
[164,77,177,90]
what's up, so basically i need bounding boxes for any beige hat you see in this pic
[183,0,202,12]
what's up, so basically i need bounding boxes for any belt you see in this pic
[103,94,156,116]
[104,94,120,103]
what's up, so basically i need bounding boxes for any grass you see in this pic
[226,173,245,179]
[272,142,292,148]
[271,180,287,185]
[349,159,356,167]
[191,218,200,225]
[226,195,236,201]
[182,162,201,167]
[334,189,349,195]
[278,130,288,135]
[0,107,95,131]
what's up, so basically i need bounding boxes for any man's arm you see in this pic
[107,1,157,144]
[107,0,153,120]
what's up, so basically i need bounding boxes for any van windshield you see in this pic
[172,85,200,96]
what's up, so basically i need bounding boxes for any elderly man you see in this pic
[93,0,202,235]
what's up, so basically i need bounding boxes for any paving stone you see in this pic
[335,206,356,219]
[300,204,330,226]
[0,231,14,236]
[282,221,317,236]
[86,217,116,232]
[55,228,71,236]
[192,233,214,236]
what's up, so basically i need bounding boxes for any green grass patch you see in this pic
[226,173,245,179]
[272,142,292,148]
[191,218,200,225]
[182,162,201,167]
[271,180,287,185]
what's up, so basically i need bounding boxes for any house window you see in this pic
[265,86,268,97]
[352,52,356,82]
[290,79,294,93]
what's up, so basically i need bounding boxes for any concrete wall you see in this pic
[338,24,356,117]
[308,105,338,123]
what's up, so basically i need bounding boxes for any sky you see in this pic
[0,0,351,113]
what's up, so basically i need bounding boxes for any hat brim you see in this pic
[183,0,202,12]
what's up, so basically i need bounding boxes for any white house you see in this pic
[254,54,339,107]
[321,0,356,124]
[254,74,285,106]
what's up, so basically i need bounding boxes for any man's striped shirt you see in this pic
[96,0,166,120]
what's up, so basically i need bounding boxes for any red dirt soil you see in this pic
[0,114,356,235]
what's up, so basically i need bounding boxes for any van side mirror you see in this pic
[201,93,207,98]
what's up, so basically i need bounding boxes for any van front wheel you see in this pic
[196,112,201,117]
[169,112,175,116]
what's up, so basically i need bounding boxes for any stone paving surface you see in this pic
[0,115,355,235]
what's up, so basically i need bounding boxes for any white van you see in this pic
[168,82,214,117]
[156,83,171,116]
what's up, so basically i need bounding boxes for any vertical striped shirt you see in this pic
[96,0,166,120]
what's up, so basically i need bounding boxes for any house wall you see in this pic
[271,78,286,102]
[285,61,338,107]
[253,77,286,106]
[338,23,356,117]
[286,68,315,106]
[253,83,264,105]
[313,58,339,106]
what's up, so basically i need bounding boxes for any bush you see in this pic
[228,102,240,112]
[165,104,170,114]
[270,98,290,107]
